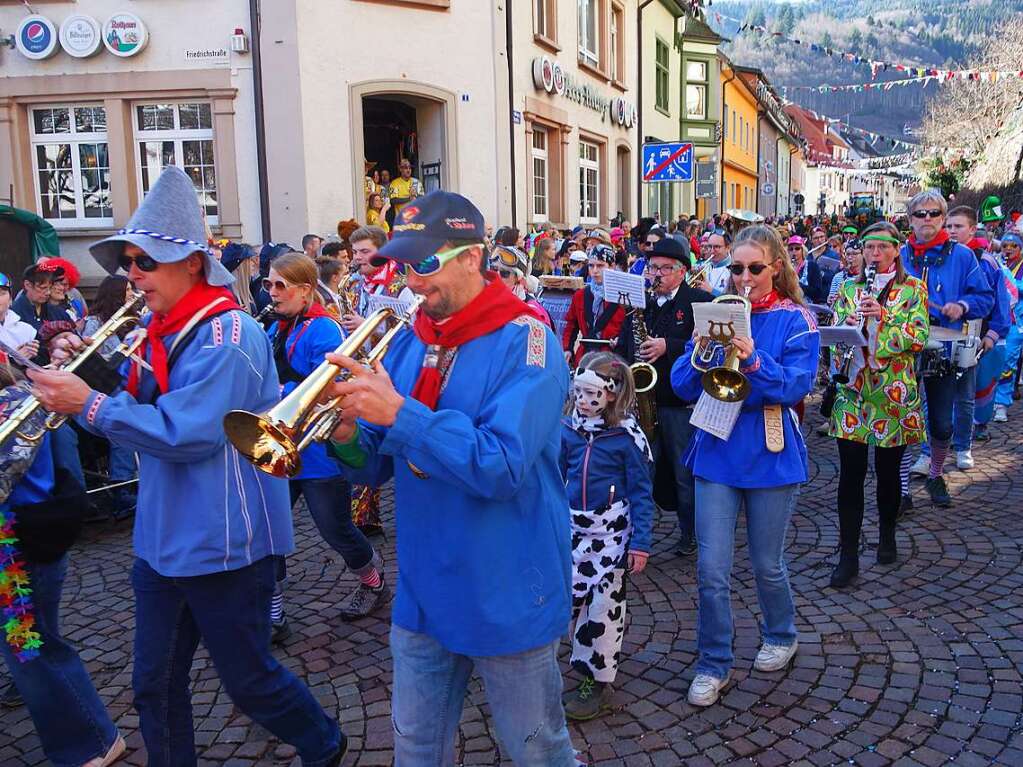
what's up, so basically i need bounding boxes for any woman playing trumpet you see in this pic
[826,222,928,588]
[671,225,819,707]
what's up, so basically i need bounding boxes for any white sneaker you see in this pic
[993,405,1008,423]
[909,455,931,477]
[754,641,799,672]
[687,673,730,707]
[956,450,974,470]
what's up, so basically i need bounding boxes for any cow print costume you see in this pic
[567,367,652,683]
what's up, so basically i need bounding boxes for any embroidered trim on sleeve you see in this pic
[86,393,107,426]
[511,315,547,367]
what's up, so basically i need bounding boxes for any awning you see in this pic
[0,205,61,260]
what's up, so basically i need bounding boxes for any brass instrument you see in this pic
[833,263,877,384]
[336,270,357,317]
[690,287,752,402]
[686,260,710,288]
[630,278,658,439]
[224,294,425,478]
[0,293,148,449]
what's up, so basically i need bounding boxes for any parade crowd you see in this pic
[2,164,1022,767]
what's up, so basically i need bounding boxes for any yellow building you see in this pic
[720,55,759,213]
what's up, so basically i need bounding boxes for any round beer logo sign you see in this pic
[102,13,149,57]
[60,15,102,58]
[16,15,58,60]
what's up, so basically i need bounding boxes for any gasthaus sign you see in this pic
[531,56,636,128]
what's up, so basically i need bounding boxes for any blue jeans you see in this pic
[131,557,341,767]
[290,477,373,572]
[652,405,696,542]
[921,364,977,455]
[108,442,137,481]
[0,556,119,767]
[389,625,576,767]
[694,479,799,680]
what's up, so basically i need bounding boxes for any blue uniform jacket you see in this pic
[5,434,54,509]
[78,310,294,577]
[268,315,344,480]
[559,423,655,553]
[901,241,994,328]
[671,300,819,488]
[338,315,572,657]
[980,256,1011,340]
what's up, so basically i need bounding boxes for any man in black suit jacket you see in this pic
[616,237,712,556]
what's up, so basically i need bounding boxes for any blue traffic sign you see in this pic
[642,142,694,183]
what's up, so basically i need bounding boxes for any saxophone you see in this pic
[631,278,659,439]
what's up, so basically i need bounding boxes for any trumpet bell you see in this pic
[701,368,750,403]
[223,409,302,478]
[631,362,657,393]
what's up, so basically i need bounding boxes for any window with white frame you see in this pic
[578,0,598,67]
[685,60,708,120]
[135,102,218,221]
[531,128,549,223]
[610,4,624,82]
[579,140,599,224]
[30,105,112,226]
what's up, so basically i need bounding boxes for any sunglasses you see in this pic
[641,240,657,247]
[727,263,771,276]
[497,268,517,279]
[911,210,944,220]
[410,244,478,277]
[117,253,160,272]
[262,278,296,292]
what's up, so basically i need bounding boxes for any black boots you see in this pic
[877,524,897,564]
[829,549,859,588]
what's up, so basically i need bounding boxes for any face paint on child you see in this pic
[574,380,609,417]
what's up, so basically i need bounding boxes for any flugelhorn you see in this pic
[223,295,424,478]
[691,286,752,402]
[0,292,148,449]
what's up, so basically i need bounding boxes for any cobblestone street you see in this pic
[3,407,1022,767]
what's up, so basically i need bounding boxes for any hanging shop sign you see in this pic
[16,15,59,60]
[59,15,103,59]
[531,56,636,127]
[102,13,149,58]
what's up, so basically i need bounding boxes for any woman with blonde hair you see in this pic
[264,253,388,635]
[671,224,820,707]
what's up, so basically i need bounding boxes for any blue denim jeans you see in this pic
[694,479,799,680]
[651,405,696,542]
[108,442,137,481]
[131,557,341,767]
[389,625,576,767]
[290,477,373,572]
[0,556,119,767]
[921,364,977,455]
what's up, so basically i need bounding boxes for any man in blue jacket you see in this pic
[324,191,577,766]
[901,189,994,508]
[28,167,345,766]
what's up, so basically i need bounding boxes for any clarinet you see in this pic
[821,264,877,417]
[255,303,279,324]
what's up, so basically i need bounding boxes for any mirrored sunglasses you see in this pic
[117,253,160,273]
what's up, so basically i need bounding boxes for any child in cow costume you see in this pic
[559,352,655,720]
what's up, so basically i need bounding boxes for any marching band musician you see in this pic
[671,225,819,708]
[26,167,347,766]
[264,253,388,629]
[826,222,929,589]
[994,231,1023,424]
[614,237,712,557]
[901,190,994,508]
[562,243,625,365]
[322,192,577,765]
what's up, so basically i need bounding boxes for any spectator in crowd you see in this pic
[0,272,38,360]
[302,234,322,260]
[220,243,259,315]
[11,263,71,364]
[367,192,391,233]
[387,159,424,219]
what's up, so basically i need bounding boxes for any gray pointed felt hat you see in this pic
[89,165,233,287]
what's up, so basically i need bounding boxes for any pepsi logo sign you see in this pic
[16,15,59,60]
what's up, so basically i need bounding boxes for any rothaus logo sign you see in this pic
[531,57,636,128]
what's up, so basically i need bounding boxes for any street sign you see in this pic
[762,182,775,196]
[642,142,694,183]
[695,162,717,199]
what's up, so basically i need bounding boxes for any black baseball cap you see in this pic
[648,237,691,268]
[373,190,485,267]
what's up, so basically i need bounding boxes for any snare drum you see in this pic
[919,342,953,378]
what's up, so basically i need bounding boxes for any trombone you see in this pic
[0,292,148,449]
[690,287,752,402]
[224,294,424,478]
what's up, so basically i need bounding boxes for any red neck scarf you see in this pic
[365,261,398,289]
[127,281,241,397]
[274,302,333,334]
[750,289,780,311]
[908,229,949,259]
[411,274,532,409]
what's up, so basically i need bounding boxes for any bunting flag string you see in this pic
[783,99,920,151]
[709,11,1023,83]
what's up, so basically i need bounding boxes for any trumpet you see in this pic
[686,260,710,288]
[224,294,424,478]
[0,292,148,449]
[691,286,752,402]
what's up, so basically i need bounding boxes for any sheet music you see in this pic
[367,293,413,316]
[690,392,743,441]
[692,302,751,337]
[602,270,647,309]
[819,325,867,347]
